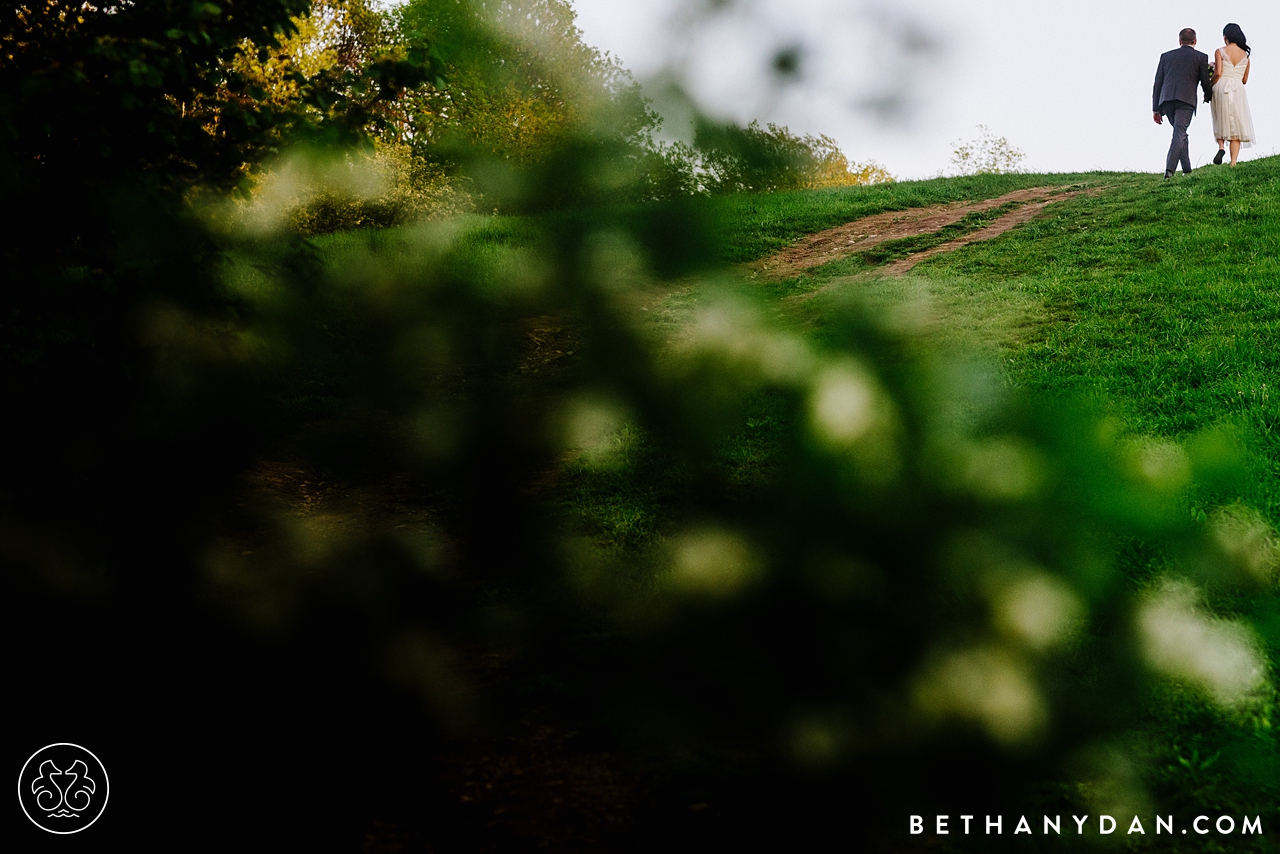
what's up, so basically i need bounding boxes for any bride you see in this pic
[1212,23,1255,166]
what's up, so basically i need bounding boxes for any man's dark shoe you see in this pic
[1164,171,1174,180]
[1214,148,1226,165]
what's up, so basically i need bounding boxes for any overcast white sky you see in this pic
[568,0,1279,179]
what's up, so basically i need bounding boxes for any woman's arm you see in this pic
[1213,49,1222,84]
[1243,56,1251,84]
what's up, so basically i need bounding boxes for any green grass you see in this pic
[740,159,1280,842]
[546,159,1280,839]
[258,159,1280,843]
[703,170,1118,262]
[733,161,1280,596]
[862,163,1280,512]
[296,162,1280,585]
[530,165,1280,564]
[618,172,1126,461]
[713,162,1280,483]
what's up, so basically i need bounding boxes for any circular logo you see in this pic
[18,743,109,834]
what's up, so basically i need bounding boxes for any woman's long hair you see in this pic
[1224,23,1251,55]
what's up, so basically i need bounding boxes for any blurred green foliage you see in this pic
[5,2,1280,851]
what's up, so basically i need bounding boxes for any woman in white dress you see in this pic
[1211,23,1255,166]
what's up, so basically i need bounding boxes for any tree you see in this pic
[1,5,435,843]
[949,124,1026,175]
[681,121,894,195]
[393,0,659,168]
[803,135,894,189]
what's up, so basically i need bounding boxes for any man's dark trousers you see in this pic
[1162,100,1195,175]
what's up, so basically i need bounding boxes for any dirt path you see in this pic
[878,189,1090,275]
[757,184,1096,280]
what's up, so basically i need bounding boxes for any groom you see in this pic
[1152,28,1214,179]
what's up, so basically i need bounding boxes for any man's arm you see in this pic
[1200,53,1213,102]
[1153,57,1166,112]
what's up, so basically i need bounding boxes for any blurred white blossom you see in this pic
[914,645,1047,745]
[1138,580,1266,706]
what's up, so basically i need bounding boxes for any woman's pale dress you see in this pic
[1212,51,1255,146]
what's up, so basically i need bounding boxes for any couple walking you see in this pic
[1153,24,1255,178]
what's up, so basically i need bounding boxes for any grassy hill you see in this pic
[712,160,1280,515]
[283,160,1280,848]
[722,159,1280,846]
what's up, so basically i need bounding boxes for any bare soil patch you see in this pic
[878,189,1090,275]
[757,184,1093,280]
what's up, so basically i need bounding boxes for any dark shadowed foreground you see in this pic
[5,3,1278,852]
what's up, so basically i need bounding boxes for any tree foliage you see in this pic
[690,120,893,194]
[2,3,439,845]
[392,0,657,166]
[0,0,436,360]
[950,124,1026,175]
[271,1,891,211]
[225,0,389,108]
[208,0,887,224]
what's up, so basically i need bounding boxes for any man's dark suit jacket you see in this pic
[1153,44,1213,112]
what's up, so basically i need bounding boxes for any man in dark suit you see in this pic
[1153,28,1214,179]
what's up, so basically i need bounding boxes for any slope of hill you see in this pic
[286,160,1280,849]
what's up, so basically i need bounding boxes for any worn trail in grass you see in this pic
[577,173,1126,553]
[739,161,1280,495]
[755,184,1089,278]
[852,161,1280,516]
